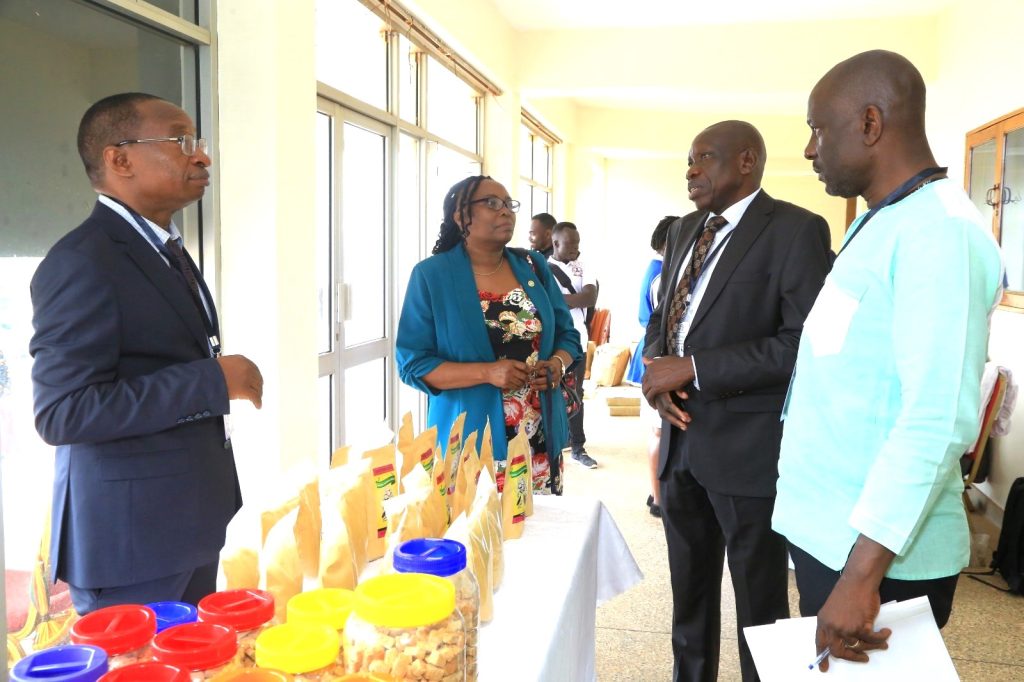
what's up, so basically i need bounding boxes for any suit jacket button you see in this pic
[224,439,232,450]
[202,410,211,417]
[177,418,185,424]
[186,416,194,422]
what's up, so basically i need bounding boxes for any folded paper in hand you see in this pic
[743,596,958,681]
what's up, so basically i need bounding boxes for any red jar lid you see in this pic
[70,605,157,656]
[99,661,191,681]
[151,622,237,671]
[198,589,275,631]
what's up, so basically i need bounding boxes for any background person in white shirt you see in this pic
[548,221,599,468]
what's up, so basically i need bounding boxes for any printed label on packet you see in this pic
[509,454,528,525]
[419,447,434,474]
[373,463,397,539]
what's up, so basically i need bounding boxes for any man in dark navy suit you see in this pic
[30,93,263,614]
[643,120,831,681]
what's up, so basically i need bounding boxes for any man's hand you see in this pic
[487,359,530,391]
[642,356,696,403]
[217,354,263,409]
[653,392,691,430]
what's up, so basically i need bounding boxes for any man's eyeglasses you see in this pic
[115,134,209,157]
[467,196,521,213]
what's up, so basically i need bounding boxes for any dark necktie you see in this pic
[164,237,206,319]
[666,215,727,350]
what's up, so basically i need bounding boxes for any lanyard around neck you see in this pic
[103,195,221,355]
[838,166,947,257]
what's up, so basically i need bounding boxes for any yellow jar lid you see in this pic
[254,623,339,674]
[287,588,355,632]
[353,573,455,628]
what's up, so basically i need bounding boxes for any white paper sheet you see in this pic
[744,596,959,681]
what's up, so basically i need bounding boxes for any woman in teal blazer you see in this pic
[396,176,582,493]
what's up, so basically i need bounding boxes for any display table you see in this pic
[476,495,643,681]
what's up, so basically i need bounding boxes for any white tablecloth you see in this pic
[476,495,643,682]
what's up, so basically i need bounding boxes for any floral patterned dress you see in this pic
[480,287,563,495]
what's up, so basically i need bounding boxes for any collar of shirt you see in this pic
[97,194,183,263]
[711,187,761,230]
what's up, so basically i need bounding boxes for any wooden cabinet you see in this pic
[965,108,1024,310]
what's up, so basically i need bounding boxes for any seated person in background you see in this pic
[548,221,599,469]
[396,176,582,494]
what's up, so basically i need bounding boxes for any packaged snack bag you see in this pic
[319,458,373,580]
[295,478,322,578]
[524,442,535,518]
[260,496,299,547]
[220,506,261,590]
[397,417,438,490]
[330,445,352,468]
[501,431,529,540]
[478,419,495,485]
[473,468,504,590]
[444,413,467,498]
[362,444,399,561]
[381,475,441,571]
[452,436,481,523]
[260,508,302,622]
[445,512,493,623]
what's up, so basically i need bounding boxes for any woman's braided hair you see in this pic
[432,175,491,254]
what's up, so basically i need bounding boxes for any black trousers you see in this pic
[568,398,585,449]
[788,543,960,628]
[661,466,789,682]
[68,560,218,616]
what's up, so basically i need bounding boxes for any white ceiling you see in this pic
[489,0,952,30]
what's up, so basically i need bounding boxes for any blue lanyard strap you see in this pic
[838,166,947,256]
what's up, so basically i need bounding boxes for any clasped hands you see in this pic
[487,357,562,392]
[641,355,695,430]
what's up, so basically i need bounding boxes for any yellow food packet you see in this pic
[319,458,373,578]
[474,468,504,590]
[398,421,438,491]
[363,444,399,561]
[453,436,481,523]
[501,430,529,540]
[446,511,493,623]
[294,478,322,578]
[444,413,467,498]
[382,465,444,570]
[260,495,298,547]
[219,507,260,590]
[260,507,302,622]
[479,419,496,485]
[524,445,535,518]
[330,445,351,469]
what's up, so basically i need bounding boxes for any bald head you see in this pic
[686,120,766,214]
[701,120,767,184]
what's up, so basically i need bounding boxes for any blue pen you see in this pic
[808,647,830,670]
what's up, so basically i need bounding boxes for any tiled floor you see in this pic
[564,386,1024,681]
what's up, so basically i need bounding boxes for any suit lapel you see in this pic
[688,191,774,333]
[95,204,212,355]
[660,215,704,344]
[447,243,497,362]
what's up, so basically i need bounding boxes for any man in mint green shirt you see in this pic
[773,50,1003,672]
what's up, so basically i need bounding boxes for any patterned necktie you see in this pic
[666,215,728,351]
[164,237,206,319]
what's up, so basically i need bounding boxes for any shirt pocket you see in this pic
[802,279,865,358]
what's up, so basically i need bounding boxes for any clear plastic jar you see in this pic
[147,601,199,633]
[99,661,191,681]
[286,588,354,678]
[71,605,157,669]
[198,589,277,669]
[344,573,465,682]
[394,539,479,682]
[151,622,239,680]
[11,644,108,681]
[255,622,340,680]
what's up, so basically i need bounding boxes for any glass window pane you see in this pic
[397,134,421,310]
[315,111,333,354]
[533,137,549,186]
[0,0,199,660]
[520,125,533,180]
[316,0,387,110]
[426,143,481,244]
[319,374,333,465]
[146,0,198,23]
[968,139,997,228]
[1001,128,1024,291]
[344,358,387,443]
[425,57,478,153]
[341,122,387,346]
[398,35,418,124]
[533,186,550,216]
[520,180,533,221]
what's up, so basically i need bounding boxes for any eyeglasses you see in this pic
[115,134,209,157]
[467,196,521,213]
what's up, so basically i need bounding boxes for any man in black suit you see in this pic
[642,120,831,681]
[30,92,263,614]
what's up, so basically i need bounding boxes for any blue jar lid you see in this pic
[11,645,108,682]
[146,601,199,633]
[394,538,467,576]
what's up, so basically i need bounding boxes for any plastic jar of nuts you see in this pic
[254,622,340,680]
[393,539,479,682]
[11,644,108,681]
[198,589,277,668]
[147,601,199,633]
[99,661,191,681]
[71,605,157,669]
[151,622,239,680]
[286,588,354,678]
[343,573,465,682]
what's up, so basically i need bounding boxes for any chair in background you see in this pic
[961,367,1010,512]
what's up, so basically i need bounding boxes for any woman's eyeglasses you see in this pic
[467,196,521,213]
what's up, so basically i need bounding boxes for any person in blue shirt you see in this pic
[773,50,1004,672]
[396,176,582,494]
